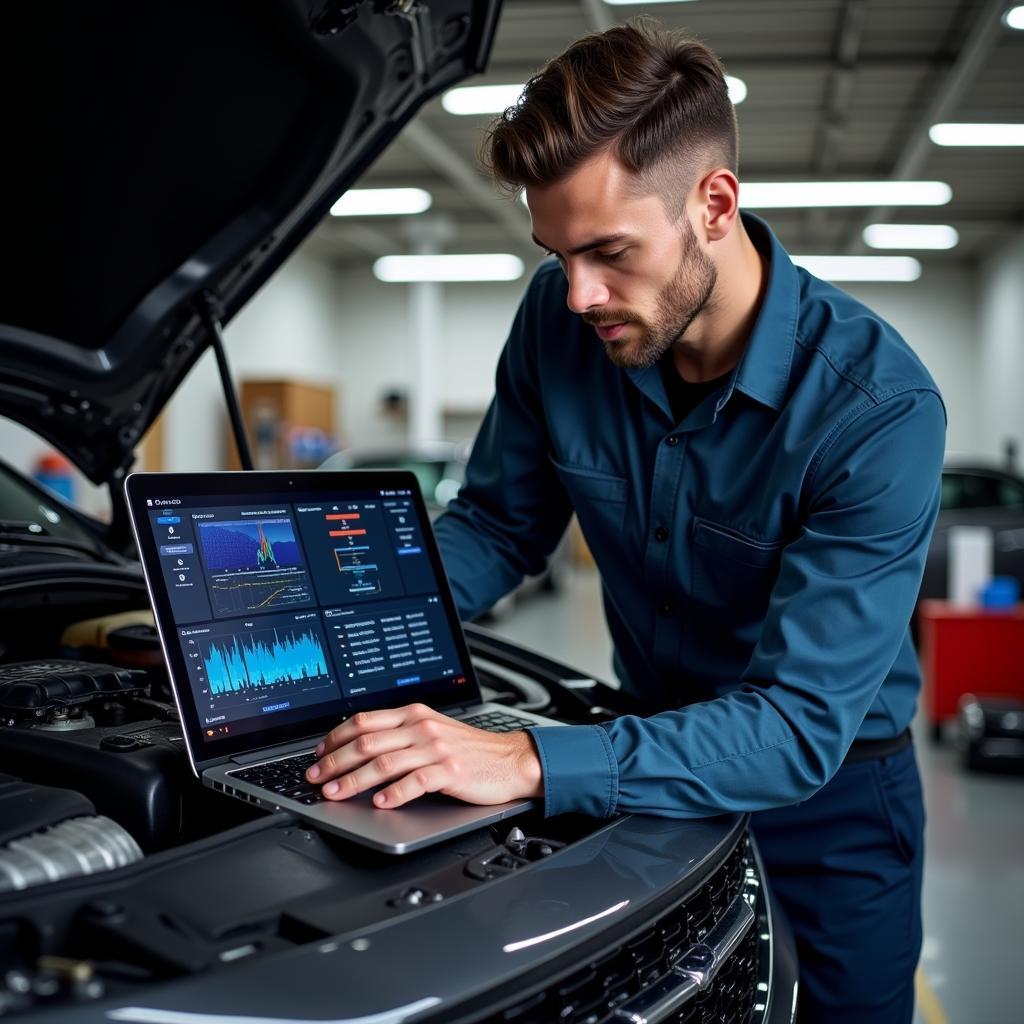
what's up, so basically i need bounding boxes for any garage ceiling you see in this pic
[312,0,1024,275]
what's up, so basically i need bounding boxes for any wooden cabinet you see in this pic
[227,379,338,470]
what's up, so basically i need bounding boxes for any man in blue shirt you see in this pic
[308,23,944,1023]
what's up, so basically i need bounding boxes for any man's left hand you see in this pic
[305,703,544,809]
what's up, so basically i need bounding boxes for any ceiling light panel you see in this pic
[444,76,747,115]
[1004,6,1024,29]
[442,84,525,116]
[741,181,952,208]
[929,123,1024,146]
[725,76,747,105]
[330,188,432,216]
[791,256,922,282]
[862,224,959,250]
[373,254,525,283]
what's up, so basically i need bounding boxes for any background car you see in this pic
[918,462,1024,607]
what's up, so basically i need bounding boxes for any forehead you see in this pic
[525,151,668,242]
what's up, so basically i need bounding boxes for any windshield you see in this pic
[0,460,105,549]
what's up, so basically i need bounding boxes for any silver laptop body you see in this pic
[125,470,560,855]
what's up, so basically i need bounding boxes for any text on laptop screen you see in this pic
[144,489,469,745]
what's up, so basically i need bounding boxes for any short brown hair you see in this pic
[483,22,737,216]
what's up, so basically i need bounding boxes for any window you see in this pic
[941,470,1024,511]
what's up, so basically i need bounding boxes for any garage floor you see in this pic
[494,568,1024,1024]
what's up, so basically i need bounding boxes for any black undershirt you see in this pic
[659,356,731,425]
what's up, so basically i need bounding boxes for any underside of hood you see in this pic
[0,0,501,484]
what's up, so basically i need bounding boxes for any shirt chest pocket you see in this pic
[691,518,784,619]
[549,457,628,539]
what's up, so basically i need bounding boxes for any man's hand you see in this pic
[305,703,544,809]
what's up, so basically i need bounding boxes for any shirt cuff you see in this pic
[526,725,619,818]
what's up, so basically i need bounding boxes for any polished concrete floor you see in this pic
[492,568,1024,1024]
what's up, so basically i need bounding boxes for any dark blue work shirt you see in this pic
[434,213,946,819]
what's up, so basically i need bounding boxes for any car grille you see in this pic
[479,834,761,1024]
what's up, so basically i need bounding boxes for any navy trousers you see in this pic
[751,743,925,1024]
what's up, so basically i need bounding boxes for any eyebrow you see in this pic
[531,232,631,256]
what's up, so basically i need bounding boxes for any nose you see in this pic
[565,265,610,315]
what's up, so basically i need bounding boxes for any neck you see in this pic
[671,219,768,384]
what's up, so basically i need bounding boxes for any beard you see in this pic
[585,218,718,370]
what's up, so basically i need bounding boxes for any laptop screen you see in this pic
[126,471,479,766]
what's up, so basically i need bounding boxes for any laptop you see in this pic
[125,470,560,854]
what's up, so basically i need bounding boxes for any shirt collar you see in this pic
[729,212,799,412]
[623,212,799,420]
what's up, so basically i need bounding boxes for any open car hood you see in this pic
[0,0,501,484]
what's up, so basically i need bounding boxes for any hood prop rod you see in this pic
[199,293,254,471]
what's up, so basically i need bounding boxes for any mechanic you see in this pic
[307,23,945,1024]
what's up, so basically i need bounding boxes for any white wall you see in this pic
[4,243,1021,513]
[164,249,343,473]
[845,267,980,455]
[162,258,530,465]
[297,269,528,450]
[323,263,985,457]
[976,229,1024,465]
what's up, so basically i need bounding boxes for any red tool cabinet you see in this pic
[918,599,1024,736]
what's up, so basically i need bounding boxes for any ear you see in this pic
[696,168,739,242]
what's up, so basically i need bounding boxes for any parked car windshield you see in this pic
[940,470,1024,512]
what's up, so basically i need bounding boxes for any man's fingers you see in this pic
[319,745,441,801]
[308,725,420,782]
[316,704,434,756]
[373,764,451,809]
[303,707,537,809]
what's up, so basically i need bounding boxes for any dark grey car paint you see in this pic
[31,813,794,1023]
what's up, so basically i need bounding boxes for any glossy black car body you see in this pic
[0,3,796,1021]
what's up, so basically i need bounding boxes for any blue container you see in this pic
[979,576,1021,609]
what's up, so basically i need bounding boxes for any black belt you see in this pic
[842,728,912,765]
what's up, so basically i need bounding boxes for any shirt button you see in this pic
[665,435,680,447]
[659,603,673,616]
[654,526,669,542]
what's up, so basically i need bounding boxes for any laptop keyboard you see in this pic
[228,751,324,805]
[226,712,533,804]
[460,710,534,733]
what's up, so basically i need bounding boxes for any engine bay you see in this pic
[0,610,647,1019]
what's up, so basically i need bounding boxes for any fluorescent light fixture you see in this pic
[1004,5,1024,29]
[792,255,922,282]
[373,254,525,283]
[604,1,698,4]
[726,75,747,105]
[929,122,1024,146]
[863,224,959,250]
[330,188,432,216]
[741,180,952,208]
[442,84,525,115]
[445,74,747,115]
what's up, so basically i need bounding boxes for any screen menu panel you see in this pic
[145,490,468,744]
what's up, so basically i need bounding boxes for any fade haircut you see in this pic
[482,22,737,220]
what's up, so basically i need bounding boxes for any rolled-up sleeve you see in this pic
[530,386,946,818]
[434,268,573,621]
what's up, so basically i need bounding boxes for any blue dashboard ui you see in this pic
[146,490,466,742]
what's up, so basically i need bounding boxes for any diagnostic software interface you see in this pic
[144,489,467,743]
